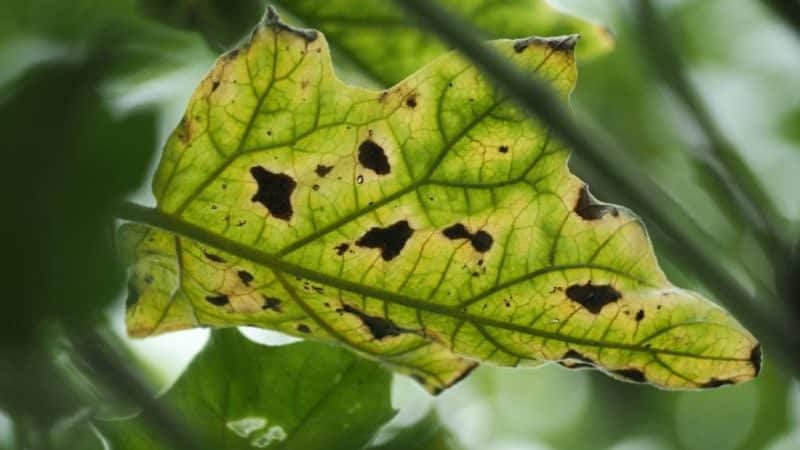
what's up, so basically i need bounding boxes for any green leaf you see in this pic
[120,9,760,394]
[99,329,395,450]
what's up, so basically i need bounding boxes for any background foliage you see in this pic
[1,1,798,450]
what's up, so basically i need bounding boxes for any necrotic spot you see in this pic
[334,243,349,256]
[355,220,414,261]
[204,252,225,263]
[296,324,311,333]
[237,270,254,286]
[358,140,391,175]
[205,294,229,307]
[315,164,333,177]
[340,304,406,340]
[442,223,493,252]
[635,309,645,322]
[125,284,140,308]
[250,166,297,221]
[558,350,596,369]
[750,344,762,375]
[614,368,647,383]
[574,185,618,220]
[406,96,417,108]
[262,296,282,312]
[566,282,621,314]
[499,145,509,154]
[701,378,734,388]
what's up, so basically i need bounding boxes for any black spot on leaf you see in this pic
[701,378,734,388]
[614,368,647,383]
[558,350,596,369]
[205,294,229,307]
[203,252,225,263]
[566,282,621,314]
[356,220,414,261]
[406,96,417,108]
[358,140,391,175]
[340,304,407,340]
[315,164,334,177]
[513,35,578,53]
[296,324,311,333]
[262,296,282,312]
[334,243,349,256]
[237,270,254,286]
[442,223,493,253]
[575,185,618,220]
[250,166,297,221]
[125,284,140,308]
[499,145,509,154]
[635,309,645,322]
[211,80,220,92]
[750,344,762,375]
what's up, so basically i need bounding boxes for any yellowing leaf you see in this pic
[120,9,760,394]
[272,0,614,86]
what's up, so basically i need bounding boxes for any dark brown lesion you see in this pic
[263,6,318,42]
[262,296,282,312]
[513,35,579,53]
[566,281,621,314]
[338,304,409,340]
[558,349,596,370]
[635,309,645,322]
[355,220,414,261]
[442,223,494,253]
[750,344,762,375]
[237,270,254,286]
[315,164,334,177]
[205,294,230,307]
[250,166,297,221]
[296,323,311,333]
[701,378,734,388]
[357,140,391,175]
[574,185,619,220]
[613,368,647,383]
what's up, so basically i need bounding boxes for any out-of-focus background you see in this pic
[1,1,798,449]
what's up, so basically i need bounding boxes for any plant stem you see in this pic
[390,0,800,376]
[68,327,205,450]
[632,0,791,269]
[761,0,800,37]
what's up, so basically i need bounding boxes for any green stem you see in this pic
[67,327,206,450]
[390,0,800,376]
[633,0,791,268]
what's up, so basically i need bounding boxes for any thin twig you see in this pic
[761,0,800,37]
[68,327,205,450]
[633,0,791,268]
[390,0,800,376]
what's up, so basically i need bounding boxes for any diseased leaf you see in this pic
[120,9,760,394]
[99,329,395,450]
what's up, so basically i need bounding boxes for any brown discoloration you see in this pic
[513,34,579,53]
[358,140,391,175]
[262,296,282,312]
[750,344,762,375]
[566,282,621,314]
[205,294,229,307]
[575,185,618,220]
[334,243,350,256]
[204,252,226,263]
[701,378,734,388]
[614,368,646,383]
[442,223,493,253]
[250,166,297,221]
[315,164,334,177]
[339,304,407,340]
[264,6,318,42]
[406,95,417,108]
[558,349,596,369]
[356,220,414,261]
[237,270,254,286]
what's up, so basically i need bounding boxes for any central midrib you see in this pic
[120,202,750,363]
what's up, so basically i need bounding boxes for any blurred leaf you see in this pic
[99,329,395,450]
[779,105,800,147]
[140,0,613,86]
[120,10,759,394]
[369,410,462,450]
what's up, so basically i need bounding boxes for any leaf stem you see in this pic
[67,326,206,450]
[390,0,800,377]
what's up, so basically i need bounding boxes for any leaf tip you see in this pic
[261,5,318,42]
[513,34,580,54]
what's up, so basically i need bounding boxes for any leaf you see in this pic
[272,0,613,86]
[120,9,760,394]
[99,329,395,450]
